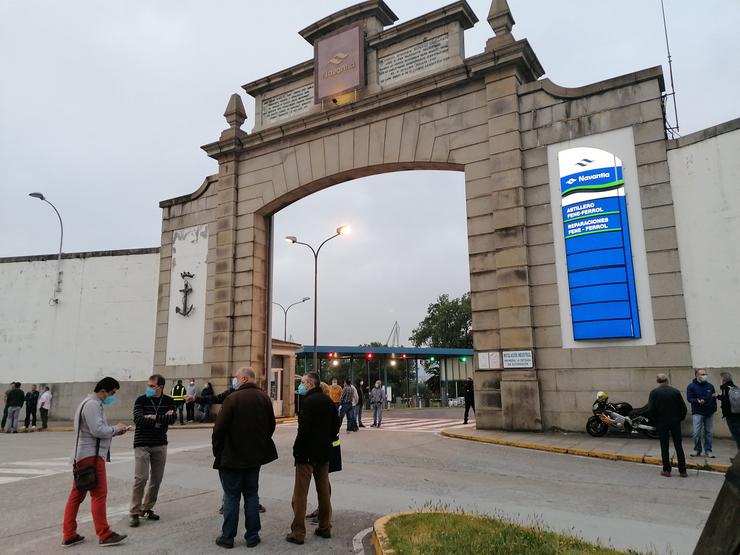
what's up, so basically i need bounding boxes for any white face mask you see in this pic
[375,383,381,388]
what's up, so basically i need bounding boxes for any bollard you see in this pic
[692,451,739,555]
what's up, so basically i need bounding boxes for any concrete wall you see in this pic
[668,120,740,372]
[0,249,159,420]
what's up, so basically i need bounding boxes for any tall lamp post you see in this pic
[29,192,64,305]
[286,225,350,376]
[272,297,310,341]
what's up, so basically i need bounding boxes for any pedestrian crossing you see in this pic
[279,416,475,434]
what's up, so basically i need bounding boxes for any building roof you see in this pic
[295,345,473,358]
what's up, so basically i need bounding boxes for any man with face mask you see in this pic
[355,380,366,427]
[687,368,718,458]
[369,380,387,428]
[128,374,177,527]
[62,377,129,547]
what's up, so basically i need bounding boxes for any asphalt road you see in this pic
[0,408,723,554]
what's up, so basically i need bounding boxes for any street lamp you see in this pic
[285,225,350,375]
[272,296,310,341]
[29,192,64,305]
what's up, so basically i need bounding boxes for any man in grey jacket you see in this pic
[61,377,130,548]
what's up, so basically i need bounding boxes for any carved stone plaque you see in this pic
[262,84,314,126]
[378,34,450,87]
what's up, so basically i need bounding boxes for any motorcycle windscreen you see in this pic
[558,147,641,340]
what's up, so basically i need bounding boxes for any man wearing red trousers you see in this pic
[62,377,130,547]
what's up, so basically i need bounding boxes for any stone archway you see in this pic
[155,0,686,432]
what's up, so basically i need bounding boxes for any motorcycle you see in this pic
[586,391,659,439]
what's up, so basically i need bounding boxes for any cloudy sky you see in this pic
[1,1,738,347]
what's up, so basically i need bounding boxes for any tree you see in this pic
[410,293,472,396]
[409,293,472,349]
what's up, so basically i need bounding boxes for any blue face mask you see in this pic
[297,383,308,396]
[102,394,116,406]
[231,377,239,389]
[145,387,156,398]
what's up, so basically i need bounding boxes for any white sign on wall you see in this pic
[166,225,208,366]
[502,351,533,368]
[477,351,501,369]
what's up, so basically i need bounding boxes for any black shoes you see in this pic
[129,514,139,527]
[258,504,266,513]
[215,537,234,549]
[315,528,331,539]
[246,537,261,548]
[144,510,160,521]
[62,534,85,547]
[99,532,127,546]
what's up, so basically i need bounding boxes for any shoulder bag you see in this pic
[72,400,100,491]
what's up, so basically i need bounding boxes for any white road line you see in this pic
[352,526,373,555]
[0,468,59,475]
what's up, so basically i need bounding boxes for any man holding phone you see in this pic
[128,374,177,527]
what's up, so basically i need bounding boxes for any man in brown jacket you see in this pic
[212,367,277,549]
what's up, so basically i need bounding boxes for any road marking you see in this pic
[280,417,475,433]
[352,526,373,555]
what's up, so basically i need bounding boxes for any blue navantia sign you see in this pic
[558,148,640,340]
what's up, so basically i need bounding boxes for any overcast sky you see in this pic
[1,1,738,347]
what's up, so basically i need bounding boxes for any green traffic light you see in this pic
[429,356,435,362]
[460,357,467,363]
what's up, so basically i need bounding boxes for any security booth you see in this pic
[293,345,474,408]
[270,339,301,417]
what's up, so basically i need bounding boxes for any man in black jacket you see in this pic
[212,368,277,549]
[648,373,688,477]
[464,377,475,424]
[24,384,40,431]
[129,374,177,527]
[286,372,339,545]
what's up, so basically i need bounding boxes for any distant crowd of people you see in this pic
[3,382,52,433]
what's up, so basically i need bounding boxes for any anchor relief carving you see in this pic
[175,272,195,316]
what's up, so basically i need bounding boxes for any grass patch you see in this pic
[383,512,637,555]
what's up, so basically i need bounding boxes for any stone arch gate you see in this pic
[156,0,687,431]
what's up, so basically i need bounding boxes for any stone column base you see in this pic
[501,370,542,431]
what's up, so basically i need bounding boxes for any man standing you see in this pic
[718,371,740,450]
[170,379,187,425]
[369,380,387,428]
[463,376,475,424]
[2,382,12,430]
[328,378,342,409]
[355,380,365,428]
[4,382,24,433]
[62,377,129,547]
[687,369,718,458]
[38,385,52,430]
[212,368,277,549]
[129,374,177,528]
[24,384,40,431]
[185,379,197,423]
[649,373,688,477]
[338,380,354,433]
[286,372,339,545]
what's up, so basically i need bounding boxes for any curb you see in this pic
[440,430,730,473]
[36,416,297,433]
[372,511,418,555]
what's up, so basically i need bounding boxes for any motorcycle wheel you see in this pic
[586,416,609,437]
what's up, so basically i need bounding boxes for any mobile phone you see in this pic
[126,425,133,430]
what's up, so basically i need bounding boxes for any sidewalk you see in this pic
[441,426,737,473]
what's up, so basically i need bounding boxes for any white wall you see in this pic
[165,225,208,366]
[0,251,159,383]
[669,125,740,368]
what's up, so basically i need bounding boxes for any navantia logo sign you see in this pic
[558,147,641,340]
[314,24,364,103]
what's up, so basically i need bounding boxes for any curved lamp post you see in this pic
[29,192,64,304]
[272,296,310,341]
[286,225,350,376]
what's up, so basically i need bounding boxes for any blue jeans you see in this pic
[219,467,261,544]
[4,406,21,432]
[692,414,714,454]
[339,403,357,431]
[372,403,383,426]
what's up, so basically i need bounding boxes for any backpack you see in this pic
[728,385,740,414]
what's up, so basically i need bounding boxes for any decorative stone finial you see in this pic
[485,0,516,51]
[224,93,247,130]
[220,93,248,141]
